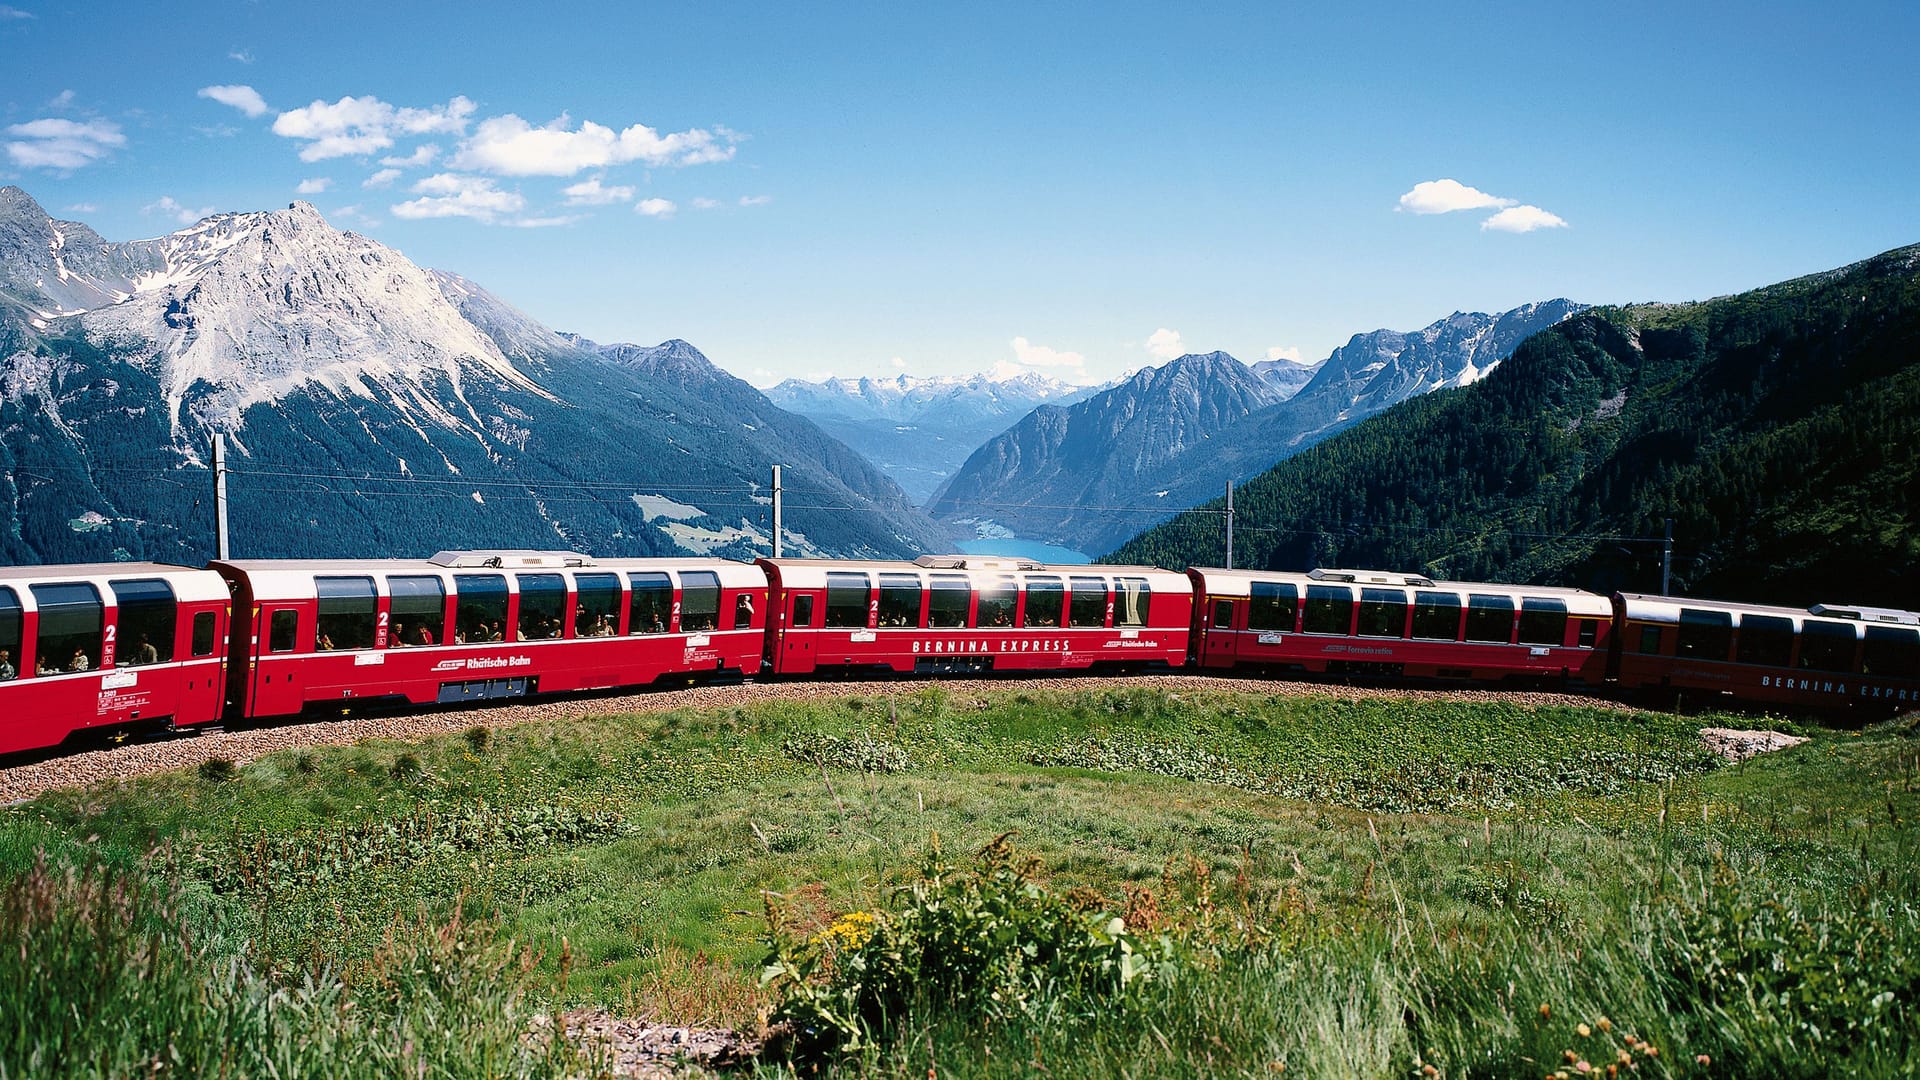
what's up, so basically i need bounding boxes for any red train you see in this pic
[2,550,1916,757]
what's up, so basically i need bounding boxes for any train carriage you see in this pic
[0,563,231,754]
[1188,567,1614,686]
[212,550,767,720]
[757,555,1191,676]
[1612,592,1920,710]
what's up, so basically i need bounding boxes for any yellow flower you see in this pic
[1596,1016,1611,1033]
[811,910,878,951]
[1577,1023,1591,1038]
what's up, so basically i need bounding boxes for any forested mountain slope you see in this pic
[1109,244,1920,609]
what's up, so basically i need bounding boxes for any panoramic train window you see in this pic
[388,575,446,647]
[628,572,671,634]
[1410,591,1461,640]
[1797,620,1857,673]
[976,577,1017,628]
[1675,608,1733,661]
[824,572,870,629]
[33,584,104,673]
[1248,581,1297,632]
[1357,588,1407,638]
[1518,598,1569,647]
[574,573,621,637]
[1735,615,1794,666]
[1069,577,1107,628]
[927,576,970,628]
[878,573,922,628]
[1302,585,1352,635]
[1861,626,1919,678]
[1024,577,1064,628]
[315,576,377,651]
[1115,578,1151,627]
[516,574,566,640]
[111,579,176,665]
[453,574,509,643]
[679,572,721,633]
[269,609,299,653]
[0,587,20,679]
[1464,595,1515,644]
[191,611,218,657]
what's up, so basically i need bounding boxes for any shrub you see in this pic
[197,758,236,783]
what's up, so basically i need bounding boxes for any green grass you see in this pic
[2,684,1916,1077]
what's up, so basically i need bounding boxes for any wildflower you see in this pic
[1616,1049,1631,1065]
[1422,1066,1438,1077]
[1564,1050,1578,1064]
[1645,1046,1658,1058]
[1577,1023,1591,1038]
[1695,1054,1711,1066]
[1574,1063,1592,1075]
[1540,1004,1553,1020]
[1596,1016,1611,1033]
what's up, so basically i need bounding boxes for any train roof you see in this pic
[1617,592,1920,629]
[0,562,229,605]
[212,552,764,602]
[1189,567,1611,613]
[757,556,1189,592]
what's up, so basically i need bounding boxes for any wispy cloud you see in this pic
[4,117,124,169]
[452,113,737,176]
[995,336,1090,382]
[1145,327,1186,360]
[46,89,73,109]
[363,167,401,188]
[561,176,635,205]
[144,195,215,225]
[390,172,523,222]
[738,194,771,206]
[635,197,676,218]
[1481,205,1569,233]
[64,202,97,213]
[198,84,268,118]
[1265,345,1304,362]
[690,196,720,209]
[1396,178,1515,215]
[379,144,438,168]
[0,5,34,18]
[229,48,254,64]
[296,177,332,194]
[273,94,475,161]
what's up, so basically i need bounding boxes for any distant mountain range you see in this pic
[926,300,1584,555]
[0,186,948,564]
[1111,245,1920,609]
[763,372,1103,503]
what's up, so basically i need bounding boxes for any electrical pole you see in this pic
[770,464,783,559]
[211,433,231,561]
[1224,480,1235,570]
[1661,518,1673,596]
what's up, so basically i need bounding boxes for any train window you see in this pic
[977,577,1017,628]
[1518,598,1569,647]
[1357,588,1407,638]
[1248,582,1297,632]
[791,594,815,628]
[628,572,671,634]
[1675,608,1733,661]
[574,573,621,638]
[388,576,447,646]
[111,579,176,665]
[1464,595,1515,644]
[927,576,970,628]
[1735,615,1794,666]
[1410,591,1461,640]
[31,583,103,674]
[878,573,921,628]
[315,577,377,651]
[191,611,217,657]
[1069,577,1108,628]
[1637,625,1663,655]
[1302,585,1352,635]
[1862,626,1920,678]
[516,574,566,640]
[268,609,299,654]
[1115,578,1151,627]
[824,572,870,629]
[735,593,756,629]
[453,574,509,643]
[1577,620,1598,648]
[1024,577,1064,628]
[680,572,721,633]
[1797,620,1857,673]
[0,587,20,679]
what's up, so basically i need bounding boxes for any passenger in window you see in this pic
[649,612,665,633]
[38,656,55,676]
[0,649,14,680]
[69,648,90,672]
[415,624,435,646]
[489,622,504,642]
[736,595,754,627]
[317,633,335,651]
[133,635,158,666]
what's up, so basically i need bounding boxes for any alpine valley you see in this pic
[0,187,950,564]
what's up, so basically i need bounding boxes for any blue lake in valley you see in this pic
[954,539,1094,564]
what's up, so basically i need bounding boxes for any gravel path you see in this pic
[0,674,1631,804]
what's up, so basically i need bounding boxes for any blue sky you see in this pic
[4,1,1917,386]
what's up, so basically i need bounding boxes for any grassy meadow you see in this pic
[2,683,1917,1078]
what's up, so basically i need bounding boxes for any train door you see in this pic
[782,592,817,672]
[250,605,307,716]
[1203,597,1239,668]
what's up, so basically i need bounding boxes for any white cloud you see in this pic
[272,94,475,161]
[690,196,720,209]
[363,167,401,188]
[63,202,97,213]
[379,144,438,168]
[561,176,635,205]
[996,336,1090,382]
[738,194,771,206]
[4,117,124,169]
[229,49,255,64]
[452,113,737,176]
[143,195,215,225]
[505,215,581,228]
[390,172,524,222]
[1396,178,1517,215]
[1265,345,1305,363]
[635,197,676,218]
[47,89,73,109]
[1481,205,1569,233]
[890,356,907,369]
[1145,327,1186,360]
[295,177,332,194]
[198,84,268,118]
[0,5,33,17]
